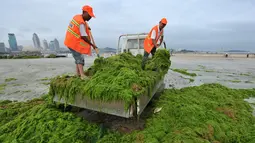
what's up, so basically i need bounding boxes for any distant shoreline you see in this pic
[172,53,255,59]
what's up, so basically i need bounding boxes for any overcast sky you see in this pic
[0,0,255,51]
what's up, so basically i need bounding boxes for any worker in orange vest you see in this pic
[64,5,99,80]
[142,18,167,70]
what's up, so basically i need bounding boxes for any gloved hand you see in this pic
[97,54,100,58]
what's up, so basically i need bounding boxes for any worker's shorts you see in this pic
[68,47,84,65]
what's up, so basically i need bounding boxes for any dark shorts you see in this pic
[68,47,84,65]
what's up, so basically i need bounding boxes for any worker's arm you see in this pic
[81,36,97,49]
[159,36,164,46]
[151,30,158,48]
[80,24,98,49]
[152,39,158,48]
[158,30,164,46]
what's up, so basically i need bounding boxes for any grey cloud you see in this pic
[0,0,254,51]
[19,27,31,32]
[165,21,255,51]
[210,21,255,32]
[36,27,52,33]
[0,27,9,41]
[16,33,25,38]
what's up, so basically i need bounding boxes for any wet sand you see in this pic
[0,54,254,101]
[167,54,255,89]
[174,53,255,58]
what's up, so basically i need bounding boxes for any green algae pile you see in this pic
[106,84,255,143]
[49,49,171,107]
[0,99,102,143]
[0,84,255,142]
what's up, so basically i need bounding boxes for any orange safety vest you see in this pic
[64,14,92,55]
[144,25,163,53]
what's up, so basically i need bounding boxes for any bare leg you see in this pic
[77,64,86,79]
[76,64,80,77]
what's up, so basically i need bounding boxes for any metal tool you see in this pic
[89,30,100,58]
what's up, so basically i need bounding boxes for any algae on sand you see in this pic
[49,49,171,108]
[1,84,255,143]
[0,83,7,94]
[5,78,17,82]
[0,99,101,143]
[98,83,255,143]
[172,68,197,77]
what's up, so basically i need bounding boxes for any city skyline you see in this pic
[53,38,60,51]
[0,42,6,53]
[0,0,254,52]
[32,33,41,49]
[42,39,49,50]
[8,33,18,51]
[0,32,61,52]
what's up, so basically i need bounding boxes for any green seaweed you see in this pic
[0,98,101,143]
[41,82,50,85]
[189,78,195,82]
[0,55,41,59]
[22,90,31,93]
[245,81,254,84]
[46,54,57,58]
[172,68,197,77]
[0,84,255,142]
[145,49,171,76]
[39,77,51,81]
[205,70,215,73]
[181,76,194,83]
[0,83,7,94]
[5,78,17,82]
[240,72,252,76]
[12,84,22,86]
[49,49,171,108]
[198,65,206,69]
[228,80,242,83]
[99,83,255,143]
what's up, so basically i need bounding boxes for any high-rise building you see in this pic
[32,33,41,49]
[5,48,11,53]
[49,41,55,51]
[54,38,60,51]
[17,45,23,51]
[0,42,6,53]
[8,33,18,51]
[42,39,49,50]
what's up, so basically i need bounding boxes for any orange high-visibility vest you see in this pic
[64,14,92,55]
[144,25,163,53]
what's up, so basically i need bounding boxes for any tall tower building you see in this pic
[49,41,55,51]
[0,42,6,53]
[8,33,18,51]
[32,33,41,49]
[54,38,60,51]
[42,39,49,50]
[17,45,23,51]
